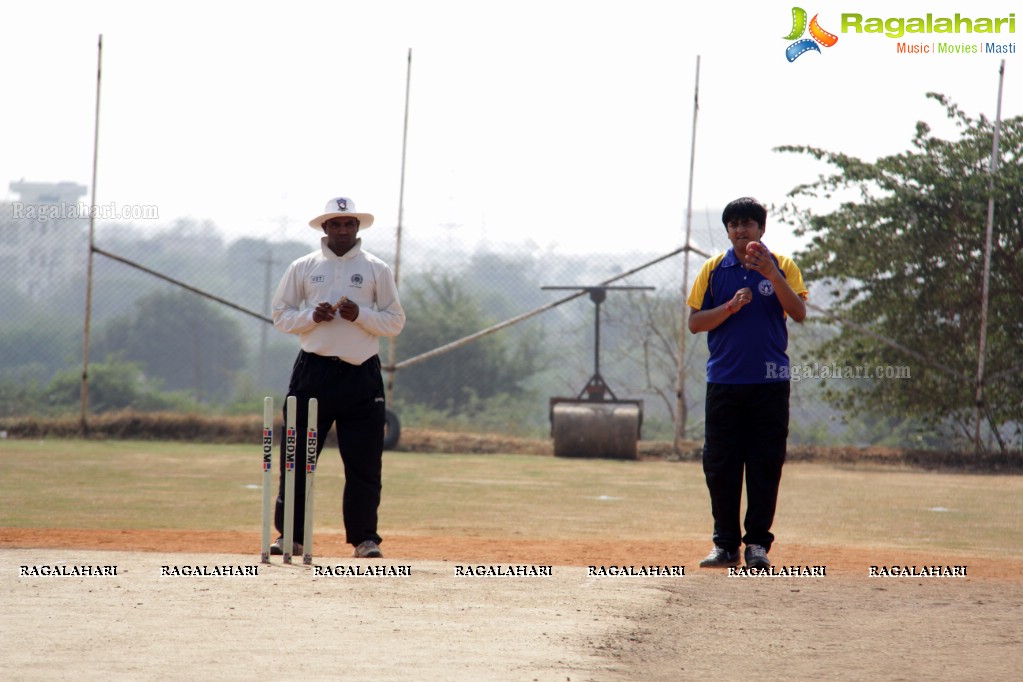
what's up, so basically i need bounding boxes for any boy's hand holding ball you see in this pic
[744,240,774,276]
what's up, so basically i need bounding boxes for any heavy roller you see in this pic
[542,285,654,459]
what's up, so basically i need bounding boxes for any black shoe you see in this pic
[353,540,383,558]
[699,546,741,568]
[744,544,770,569]
[270,537,303,556]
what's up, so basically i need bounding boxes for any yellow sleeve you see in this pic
[776,254,808,301]
[686,254,725,310]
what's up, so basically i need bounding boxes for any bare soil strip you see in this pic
[5,530,1020,681]
[2,527,1018,580]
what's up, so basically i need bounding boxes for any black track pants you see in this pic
[702,381,789,553]
[275,351,386,547]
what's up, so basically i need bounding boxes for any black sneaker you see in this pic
[744,544,770,569]
[269,536,303,556]
[699,546,741,568]
[353,540,383,558]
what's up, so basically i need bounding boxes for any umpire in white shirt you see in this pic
[270,196,405,559]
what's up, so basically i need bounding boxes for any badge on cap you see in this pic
[336,198,348,210]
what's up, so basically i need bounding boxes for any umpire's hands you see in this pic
[313,302,336,323]
[312,300,360,323]
[335,299,359,322]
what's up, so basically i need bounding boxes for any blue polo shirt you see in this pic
[686,246,807,384]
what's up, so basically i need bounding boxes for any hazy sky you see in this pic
[2,0,1019,257]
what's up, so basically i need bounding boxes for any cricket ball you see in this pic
[745,241,765,257]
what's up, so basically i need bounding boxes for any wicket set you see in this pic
[260,395,318,565]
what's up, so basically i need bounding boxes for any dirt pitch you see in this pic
[4,528,1022,681]
[2,429,1021,680]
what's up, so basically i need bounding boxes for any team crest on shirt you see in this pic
[350,274,364,287]
[758,279,775,296]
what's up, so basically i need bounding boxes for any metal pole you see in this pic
[80,34,103,433]
[93,246,272,322]
[675,55,700,453]
[391,251,690,373]
[387,48,412,402]
[592,291,603,377]
[974,59,1006,452]
[259,250,274,370]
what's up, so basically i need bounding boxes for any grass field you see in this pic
[4,438,1022,681]
[2,439,1020,560]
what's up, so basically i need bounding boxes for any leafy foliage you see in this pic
[776,94,1023,451]
[44,359,192,413]
[394,272,546,414]
[93,290,248,402]
[0,321,77,384]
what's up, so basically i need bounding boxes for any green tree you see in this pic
[777,94,1023,451]
[45,359,189,413]
[0,379,44,417]
[94,290,248,403]
[463,250,550,320]
[0,321,77,384]
[395,273,545,413]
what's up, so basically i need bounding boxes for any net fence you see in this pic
[3,192,983,450]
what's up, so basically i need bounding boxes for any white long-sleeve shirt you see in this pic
[271,237,405,365]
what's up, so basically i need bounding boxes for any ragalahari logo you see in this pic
[784,7,839,61]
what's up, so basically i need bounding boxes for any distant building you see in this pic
[1,180,89,300]
[9,180,87,205]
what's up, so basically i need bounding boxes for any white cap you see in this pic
[308,196,375,230]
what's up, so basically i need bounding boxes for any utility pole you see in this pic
[973,59,1006,452]
[388,48,413,402]
[258,250,276,375]
[80,35,103,434]
[675,55,700,454]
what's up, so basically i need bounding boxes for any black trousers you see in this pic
[702,381,789,553]
[275,350,386,547]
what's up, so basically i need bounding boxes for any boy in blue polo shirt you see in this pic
[686,197,808,569]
